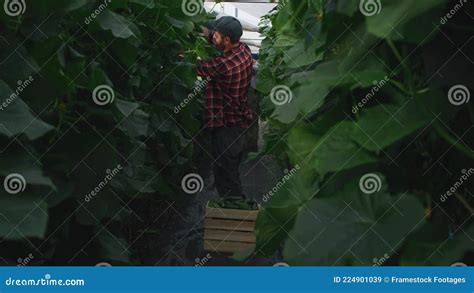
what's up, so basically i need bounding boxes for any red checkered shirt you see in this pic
[197,42,254,128]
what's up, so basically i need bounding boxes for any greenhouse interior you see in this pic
[0,0,472,272]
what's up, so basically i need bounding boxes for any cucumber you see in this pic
[223,203,239,209]
[209,199,259,210]
[234,201,251,210]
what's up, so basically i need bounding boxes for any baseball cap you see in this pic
[206,16,243,42]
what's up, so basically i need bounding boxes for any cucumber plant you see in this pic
[0,0,213,265]
[254,0,473,265]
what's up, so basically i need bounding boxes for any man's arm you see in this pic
[200,26,214,44]
[197,58,225,79]
[196,26,225,79]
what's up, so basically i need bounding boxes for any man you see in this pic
[196,16,254,201]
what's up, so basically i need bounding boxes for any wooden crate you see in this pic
[203,202,259,254]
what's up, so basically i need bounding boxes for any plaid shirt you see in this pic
[197,42,254,128]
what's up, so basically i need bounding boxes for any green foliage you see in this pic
[255,0,473,265]
[0,0,212,264]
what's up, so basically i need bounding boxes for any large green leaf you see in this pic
[270,57,387,124]
[296,121,379,176]
[352,100,433,152]
[130,0,155,9]
[401,222,474,265]
[287,125,322,163]
[0,45,39,84]
[365,0,446,41]
[0,152,55,189]
[0,195,49,240]
[271,83,330,124]
[255,169,318,255]
[0,80,54,140]
[115,99,150,138]
[96,10,141,39]
[64,0,89,12]
[97,228,130,263]
[284,42,324,69]
[283,177,425,265]
[75,189,129,226]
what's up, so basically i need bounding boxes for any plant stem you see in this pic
[290,1,307,27]
[389,79,410,95]
[454,193,474,215]
[432,122,474,159]
[386,39,415,94]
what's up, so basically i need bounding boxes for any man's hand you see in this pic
[200,26,214,43]
[200,26,211,38]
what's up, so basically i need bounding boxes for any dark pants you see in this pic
[210,126,246,199]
